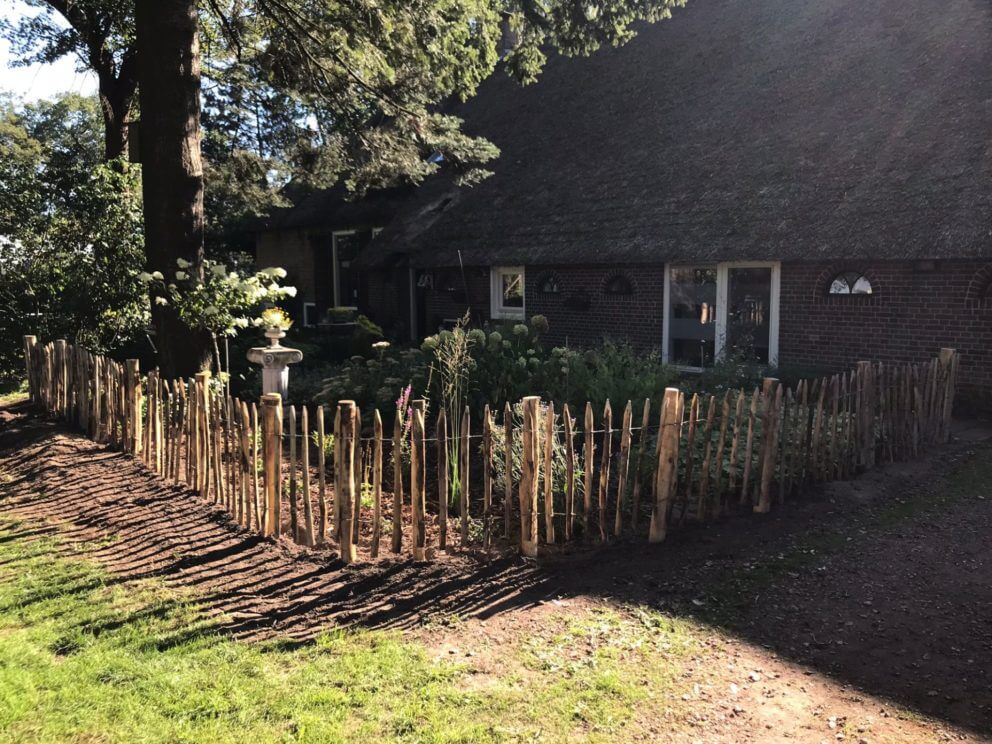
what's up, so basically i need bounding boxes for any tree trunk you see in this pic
[98,92,128,161]
[97,73,136,161]
[135,0,211,377]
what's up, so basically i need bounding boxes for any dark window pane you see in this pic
[727,267,771,363]
[669,266,717,367]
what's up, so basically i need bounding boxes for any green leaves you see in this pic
[0,94,146,382]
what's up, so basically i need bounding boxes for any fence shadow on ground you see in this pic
[1,403,991,738]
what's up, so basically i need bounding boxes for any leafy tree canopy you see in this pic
[0,93,146,381]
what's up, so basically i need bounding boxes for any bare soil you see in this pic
[1,399,990,742]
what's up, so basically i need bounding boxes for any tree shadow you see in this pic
[2,405,991,737]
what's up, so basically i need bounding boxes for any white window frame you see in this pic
[490,266,526,320]
[662,260,780,370]
[302,302,317,328]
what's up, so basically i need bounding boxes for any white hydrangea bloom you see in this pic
[151,271,164,281]
[175,271,188,281]
[137,272,153,283]
[176,257,190,269]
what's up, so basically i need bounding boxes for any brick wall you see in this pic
[779,259,992,401]
[422,267,492,332]
[365,268,410,339]
[368,258,992,402]
[526,264,667,349]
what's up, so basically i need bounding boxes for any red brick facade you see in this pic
[364,259,992,400]
[778,260,992,399]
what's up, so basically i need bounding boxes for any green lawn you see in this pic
[0,517,695,743]
[0,379,28,407]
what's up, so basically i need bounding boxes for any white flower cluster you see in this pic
[137,258,298,337]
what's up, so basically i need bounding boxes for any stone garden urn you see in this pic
[247,328,303,400]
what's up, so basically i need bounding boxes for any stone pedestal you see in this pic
[247,329,303,400]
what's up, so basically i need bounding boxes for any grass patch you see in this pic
[0,379,28,407]
[0,517,697,743]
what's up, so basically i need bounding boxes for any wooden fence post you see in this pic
[629,398,651,533]
[336,400,357,562]
[459,405,470,545]
[503,403,513,540]
[597,401,613,541]
[544,402,556,545]
[614,401,633,537]
[563,403,576,540]
[23,336,37,402]
[125,360,141,455]
[261,393,282,538]
[437,409,448,551]
[483,405,493,549]
[301,405,315,546]
[316,405,328,544]
[391,409,404,554]
[649,388,682,543]
[411,399,427,561]
[856,361,875,467]
[938,348,957,444]
[519,396,540,557]
[755,378,781,513]
[371,409,383,557]
[53,339,66,418]
[582,402,594,536]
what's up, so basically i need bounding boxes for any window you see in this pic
[603,273,635,295]
[828,271,873,295]
[490,266,525,320]
[331,230,369,307]
[663,262,780,369]
[537,272,562,294]
[667,267,717,367]
[303,302,317,328]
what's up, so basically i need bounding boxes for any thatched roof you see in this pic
[258,184,411,233]
[364,0,992,268]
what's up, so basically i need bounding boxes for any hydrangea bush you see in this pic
[140,259,297,375]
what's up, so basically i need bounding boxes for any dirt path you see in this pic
[1,400,990,742]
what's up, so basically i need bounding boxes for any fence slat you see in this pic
[629,398,651,533]
[338,400,357,563]
[544,402,555,545]
[437,409,449,551]
[301,405,315,546]
[503,403,513,541]
[459,405,470,546]
[483,404,493,549]
[649,388,681,543]
[520,396,540,557]
[755,378,781,514]
[712,391,731,514]
[411,399,427,561]
[261,393,282,537]
[583,402,594,537]
[696,395,717,522]
[614,401,632,538]
[563,403,575,541]
[371,409,383,557]
[392,410,403,553]
[597,401,613,542]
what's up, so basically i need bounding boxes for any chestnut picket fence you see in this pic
[21,335,958,563]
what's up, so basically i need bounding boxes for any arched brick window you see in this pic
[828,270,873,295]
[536,271,562,295]
[965,264,992,309]
[603,272,636,296]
